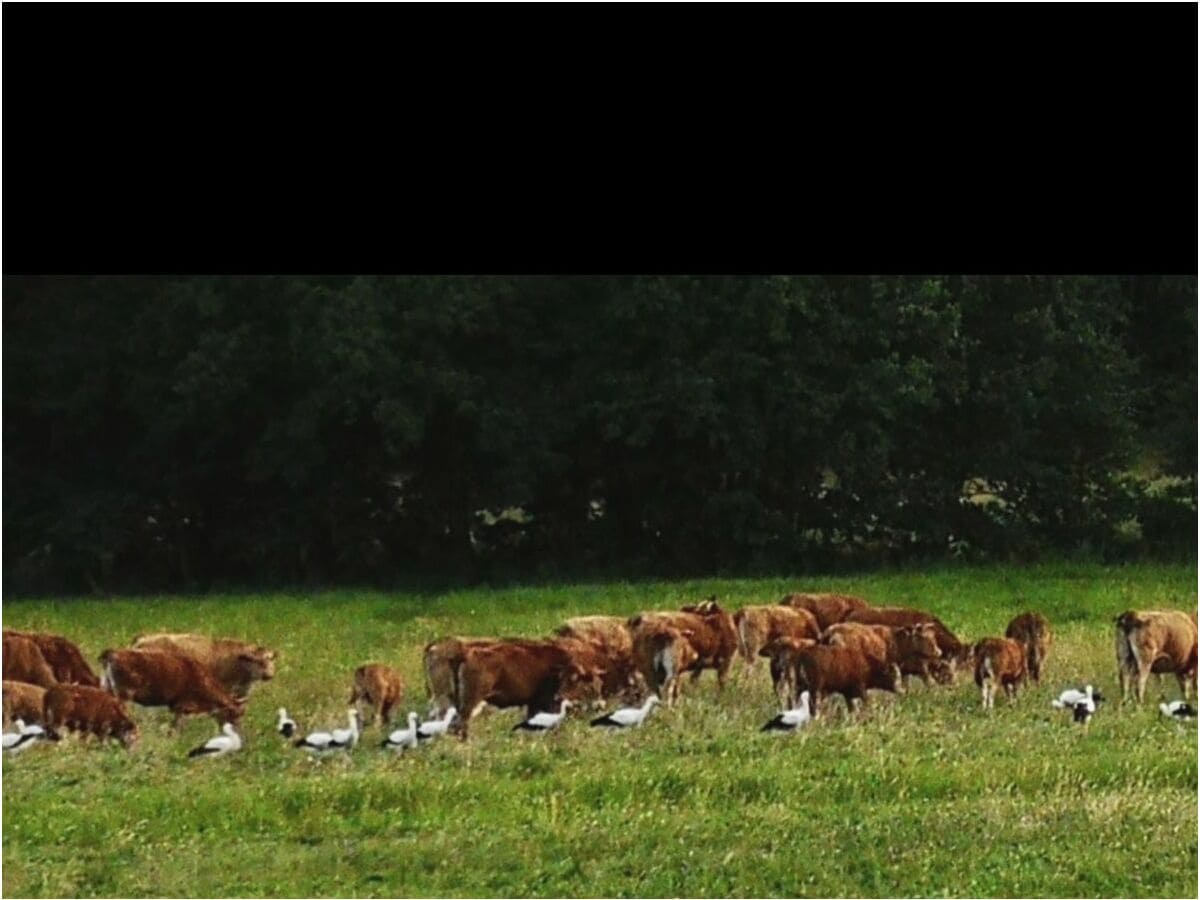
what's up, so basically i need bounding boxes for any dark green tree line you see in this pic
[4,275,1194,594]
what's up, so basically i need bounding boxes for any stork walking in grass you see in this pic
[1160,700,1197,719]
[383,712,421,752]
[513,700,573,732]
[2,720,60,755]
[417,707,458,742]
[295,709,360,754]
[761,691,813,733]
[188,722,243,759]
[590,696,660,729]
[277,708,297,739]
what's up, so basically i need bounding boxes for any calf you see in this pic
[350,663,405,726]
[973,637,1027,709]
[2,632,58,688]
[3,680,48,726]
[823,622,944,686]
[630,623,699,707]
[844,606,971,678]
[1004,612,1052,684]
[131,633,276,700]
[1114,609,1198,702]
[100,648,245,728]
[791,643,903,717]
[759,636,818,709]
[733,605,820,672]
[43,684,139,748]
[453,640,599,740]
[4,630,99,686]
[780,593,869,631]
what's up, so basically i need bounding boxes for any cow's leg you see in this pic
[381,698,395,726]
[1134,660,1152,704]
[716,657,732,692]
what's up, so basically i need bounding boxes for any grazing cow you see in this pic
[733,605,820,671]
[43,684,139,748]
[423,637,515,715]
[1004,612,1052,684]
[791,643,903,717]
[4,630,99,686]
[453,640,601,740]
[823,622,945,687]
[3,680,48,726]
[780,593,869,631]
[759,636,818,708]
[973,637,1027,709]
[2,632,58,688]
[1114,610,1198,703]
[131,633,276,700]
[627,599,738,697]
[844,606,971,678]
[349,663,405,726]
[100,649,245,728]
[554,616,646,704]
[630,623,699,707]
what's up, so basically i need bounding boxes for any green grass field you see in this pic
[3,562,1197,898]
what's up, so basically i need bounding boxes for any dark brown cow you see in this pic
[100,648,245,728]
[2,632,58,688]
[3,680,48,725]
[453,640,600,739]
[791,643,903,717]
[973,637,1027,709]
[4,630,99,686]
[1004,612,1052,684]
[780,593,870,631]
[43,684,139,748]
[844,606,971,677]
[759,636,818,708]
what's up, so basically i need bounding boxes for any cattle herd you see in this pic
[2,594,1197,757]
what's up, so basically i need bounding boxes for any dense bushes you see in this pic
[4,275,1195,593]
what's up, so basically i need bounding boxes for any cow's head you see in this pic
[116,719,140,750]
[559,663,606,703]
[237,648,276,682]
[896,624,942,661]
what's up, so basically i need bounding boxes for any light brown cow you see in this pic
[1114,609,1198,702]
[973,637,1027,710]
[350,663,405,726]
[780,593,869,631]
[3,680,47,725]
[424,637,511,715]
[733,605,820,672]
[131,633,276,700]
[4,630,99,686]
[554,617,645,705]
[627,599,738,698]
[2,632,58,688]
[630,622,699,707]
[100,648,245,728]
[43,684,139,748]
[823,622,944,687]
[1004,612,1052,684]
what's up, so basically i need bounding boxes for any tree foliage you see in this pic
[4,275,1194,594]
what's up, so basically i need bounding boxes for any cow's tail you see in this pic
[98,649,115,693]
[734,611,754,664]
[652,633,676,691]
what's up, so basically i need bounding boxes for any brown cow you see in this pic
[4,630,99,686]
[973,637,1027,709]
[627,599,738,697]
[100,648,245,728]
[131,633,276,700]
[3,680,48,725]
[630,623,699,707]
[780,593,869,631]
[844,606,971,678]
[554,617,645,705]
[43,684,139,748]
[424,637,522,715]
[733,605,820,671]
[1114,609,1198,702]
[1004,612,1052,684]
[350,663,405,726]
[453,640,600,739]
[759,636,818,708]
[791,643,903,717]
[823,622,945,687]
[2,632,58,688]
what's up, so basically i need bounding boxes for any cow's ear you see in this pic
[679,629,696,638]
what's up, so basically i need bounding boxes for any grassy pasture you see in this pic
[2,562,1197,898]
